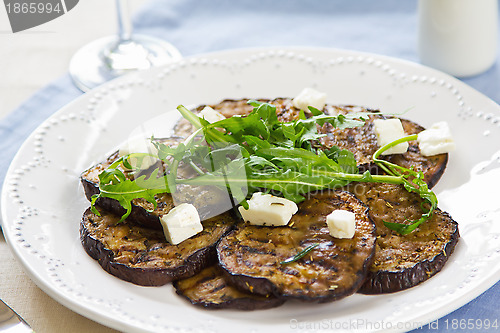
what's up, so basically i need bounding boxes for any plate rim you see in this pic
[2,46,500,333]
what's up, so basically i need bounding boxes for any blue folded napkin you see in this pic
[1,0,499,331]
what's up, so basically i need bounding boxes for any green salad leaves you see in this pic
[91,101,437,234]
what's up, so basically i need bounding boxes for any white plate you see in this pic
[2,47,500,333]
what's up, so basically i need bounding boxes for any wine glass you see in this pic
[69,0,182,92]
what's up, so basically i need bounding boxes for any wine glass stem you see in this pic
[115,0,132,42]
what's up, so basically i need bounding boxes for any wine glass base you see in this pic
[69,35,182,92]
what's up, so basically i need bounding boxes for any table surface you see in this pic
[1,1,500,332]
[0,0,143,120]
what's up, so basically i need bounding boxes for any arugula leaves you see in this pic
[91,100,437,233]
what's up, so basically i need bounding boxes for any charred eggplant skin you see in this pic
[173,265,285,310]
[217,190,377,303]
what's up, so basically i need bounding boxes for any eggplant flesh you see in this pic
[217,190,376,302]
[343,182,460,294]
[80,207,234,286]
[173,265,285,310]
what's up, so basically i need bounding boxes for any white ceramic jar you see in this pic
[418,0,499,78]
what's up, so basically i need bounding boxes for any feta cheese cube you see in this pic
[292,87,327,112]
[118,136,158,170]
[160,203,203,245]
[326,210,356,239]
[373,118,409,155]
[199,106,226,123]
[238,192,298,226]
[417,121,455,156]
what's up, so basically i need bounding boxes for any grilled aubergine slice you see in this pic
[318,107,448,189]
[173,265,285,310]
[81,138,233,230]
[80,207,234,286]
[343,182,459,294]
[175,98,448,188]
[217,190,376,303]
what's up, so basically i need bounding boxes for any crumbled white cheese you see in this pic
[118,136,158,170]
[417,121,455,156]
[292,87,327,112]
[160,203,203,245]
[199,106,226,123]
[238,192,298,226]
[326,210,356,239]
[373,118,409,155]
